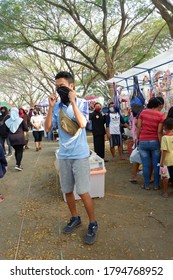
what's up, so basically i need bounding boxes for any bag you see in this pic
[130,147,142,164]
[159,166,170,179]
[130,76,145,107]
[0,163,6,178]
[131,104,144,117]
[60,108,81,136]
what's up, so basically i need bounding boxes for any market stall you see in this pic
[106,47,173,111]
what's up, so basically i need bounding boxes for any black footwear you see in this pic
[63,216,81,234]
[84,221,98,245]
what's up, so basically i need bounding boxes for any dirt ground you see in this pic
[0,131,173,260]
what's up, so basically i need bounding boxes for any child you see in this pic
[106,102,131,160]
[0,142,7,202]
[160,118,173,198]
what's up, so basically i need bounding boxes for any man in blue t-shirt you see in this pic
[45,71,98,245]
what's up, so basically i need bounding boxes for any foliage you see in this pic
[0,0,172,105]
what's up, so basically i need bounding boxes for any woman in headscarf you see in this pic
[5,108,28,171]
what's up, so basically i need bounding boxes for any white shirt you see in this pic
[30,115,44,131]
[109,113,121,134]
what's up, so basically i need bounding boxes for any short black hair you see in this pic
[55,71,74,83]
[94,102,101,107]
[108,101,114,107]
[163,118,173,130]
[147,96,164,108]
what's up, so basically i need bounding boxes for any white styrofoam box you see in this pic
[62,168,106,202]
[55,149,105,171]
[89,153,105,170]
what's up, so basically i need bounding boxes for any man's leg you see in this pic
[65,192,78,217]
[80,192,95,222]
[63,192,81,234]
[60,159,81,234]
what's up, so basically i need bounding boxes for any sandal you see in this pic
[141,185,150,190]
[129,179,137,184]
[161,192,168,198]
[153,186,160,191]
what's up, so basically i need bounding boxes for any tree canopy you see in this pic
[0,0,172,106]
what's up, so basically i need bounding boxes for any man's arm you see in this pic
[106,114,111,139]
[69,89,87,128]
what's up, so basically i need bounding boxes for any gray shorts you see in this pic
[59,158,90,195]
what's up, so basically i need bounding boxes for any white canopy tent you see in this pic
[106,47,173,92]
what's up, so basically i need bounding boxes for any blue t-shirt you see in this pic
[52,98,90,159]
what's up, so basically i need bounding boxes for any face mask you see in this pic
[109,107,114,113]
[95,107,101,112]
[56,86,70,105]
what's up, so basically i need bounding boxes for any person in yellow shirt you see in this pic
[160,118,173,198]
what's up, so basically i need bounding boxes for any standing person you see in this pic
[5,107,28,171]
[106,102,131,160]
[30,110,44,151]
[45,71,98,245]
[0,143,7,203]
[19,108,30,149]
[137,96,165,190]
[160,118,173,198]
[128,105,143,183]
[89,102,107,161]
[28,108,34,130]
[0,106,12,157]
[165,106,173,185]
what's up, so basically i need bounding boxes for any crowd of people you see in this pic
[1,71,173,248]
[88,95,173,199]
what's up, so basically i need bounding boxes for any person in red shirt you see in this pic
[137,96,165,190]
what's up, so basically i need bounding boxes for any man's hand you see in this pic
[49,93,57,108]
[69,89,76,104]
[107,133,111,139]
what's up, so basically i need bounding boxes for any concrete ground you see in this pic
[0,132,173,260]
